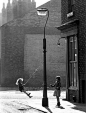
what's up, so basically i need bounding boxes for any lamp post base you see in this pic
[42,97,48,107]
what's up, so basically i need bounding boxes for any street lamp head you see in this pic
[37,8,48,16]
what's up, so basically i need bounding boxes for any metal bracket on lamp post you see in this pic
[57,37,66,46]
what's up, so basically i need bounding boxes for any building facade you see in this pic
[0,0,67,87]
[57,0,86,103]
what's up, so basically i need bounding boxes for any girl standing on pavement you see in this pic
[50,76,61,107]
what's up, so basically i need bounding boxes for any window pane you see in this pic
[69,62,77,87]
[74,63,77,86]
[69,41,72,60]
[68,0,72,13]
[74,35,77,49]
[69,63,72,86]
[72,63,74,86]
[72,38,75,61]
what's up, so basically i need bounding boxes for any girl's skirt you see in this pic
[53,89,60,97]
[19,86,24,92]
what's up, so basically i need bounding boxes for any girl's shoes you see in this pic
[29,95,33,98]
[27,93,32,98]
[57,102,60,107]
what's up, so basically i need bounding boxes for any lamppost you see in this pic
[37,8,49,107]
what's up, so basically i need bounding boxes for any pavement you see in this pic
[26,90,86,113]
[0,88,86,113]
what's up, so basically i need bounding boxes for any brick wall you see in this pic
[1,24,66,87]
[1,24,24,87]
[0,0,63,87]
[61,0,86,102]
[24,34,66,87]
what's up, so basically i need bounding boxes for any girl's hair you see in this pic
[56,76,60,80]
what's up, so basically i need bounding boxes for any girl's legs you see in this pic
[23,90,32,98]
[56,96,60,106]
[18,85,32,98]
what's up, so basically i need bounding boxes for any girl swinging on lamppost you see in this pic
[16,78,32,98]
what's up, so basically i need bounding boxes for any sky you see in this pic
[0,0,50,13]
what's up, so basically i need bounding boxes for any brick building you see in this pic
[0,0,67,87]
[57,0,86,103]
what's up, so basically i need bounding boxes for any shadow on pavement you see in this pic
[18,106,47,113]
[17,102,47,113]
[56,106,65,109]
[72,103,86,113]
[62,98,86,112]
[45,106,65,113]
[45,107,53,113]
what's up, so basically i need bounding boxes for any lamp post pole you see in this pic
[42,9,49,107]
[37,8,49,107]
[42,25,47,107]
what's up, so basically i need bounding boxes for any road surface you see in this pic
[0,90,49,113]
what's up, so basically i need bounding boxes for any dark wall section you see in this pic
[1,25,24,87]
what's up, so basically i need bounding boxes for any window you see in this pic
[68,0,75,13]
[68,35,78,87]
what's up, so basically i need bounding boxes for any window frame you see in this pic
[68,35,78,87]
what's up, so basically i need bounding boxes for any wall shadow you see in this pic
[72,103,86,112]
[62,98,86,112]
